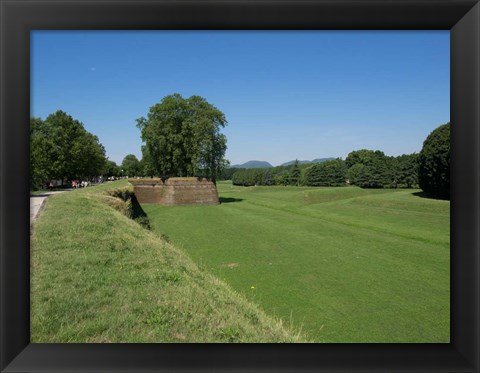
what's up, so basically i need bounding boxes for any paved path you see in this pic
[30,191,70,225]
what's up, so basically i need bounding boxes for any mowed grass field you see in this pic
[30,181,304,342]
[143,181,450,343]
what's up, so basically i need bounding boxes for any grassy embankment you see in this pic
[30,180,304,342]
[144,181,450,343]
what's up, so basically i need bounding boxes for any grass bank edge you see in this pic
[31,180,307,343]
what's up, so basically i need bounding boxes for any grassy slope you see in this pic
[144,181,450,343]
[30,180,304,342]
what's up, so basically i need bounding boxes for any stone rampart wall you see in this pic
[128,177,219,205]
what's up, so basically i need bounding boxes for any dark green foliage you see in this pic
[139,145,157,177]
[345,149,394,188]
[289,160,301,186]
[418,123,450,199]
[304,159,347,187]
[392,153,419,188]
[218,167,238,181]
[345,149,383,168]
[231,169,247,186]
[230,148,420,190]
[344,147,423,189]
[104,160,121,177]
[280,173,290,186]
[263,169,273,186]
[30,111,107,189]
[232,162,314,187]
[231,168,276,186]
[121,154,142,177]
[346,163,364,186]
[137,93,229,179]
[30,117,57,189]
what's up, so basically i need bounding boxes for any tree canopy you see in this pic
[136,94,229,179]
[345,149,393,188]
[304,159,347,187]
[104,160,121,177]
[418,122,450,199]
[289,160,301,186]
[121,154,142,177]
[30,111,107,189]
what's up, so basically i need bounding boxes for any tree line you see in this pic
[231,152,419,189]
[232,122,450,199]
[31,111,107,190]
[31,94,230,190]
[31,98,449,199]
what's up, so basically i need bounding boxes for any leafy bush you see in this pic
[304,159,347,187]
[418,123,450,199]
[346,150,390,188]
[232,169,271,186]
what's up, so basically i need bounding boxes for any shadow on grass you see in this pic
[219,197,244,204]
[411,191,450,201]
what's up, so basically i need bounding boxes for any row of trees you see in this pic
[231,122,450,199]
[232,152,419,189]
[31,94,231,189]
[31,99,448,199]
[231,161,304,186]
[31,111,108,189]
[345,150,419,188]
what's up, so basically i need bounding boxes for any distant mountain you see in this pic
[280,159,315,166]
[311,157,336,163]
[280,157,335,166]
[230,160,273,169]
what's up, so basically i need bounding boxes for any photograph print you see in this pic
[30,30,450,343]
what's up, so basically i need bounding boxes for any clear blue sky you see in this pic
[31,31,449,166]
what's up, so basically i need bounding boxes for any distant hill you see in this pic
[311,157,336,163]
[280,158,335,166]
[231,160,273,169]
[279,160,312,166]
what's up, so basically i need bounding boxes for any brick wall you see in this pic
[129,177,219,205]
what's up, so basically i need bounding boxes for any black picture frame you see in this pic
[1,0,479,372]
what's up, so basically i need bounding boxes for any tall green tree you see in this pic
[345,149,382,168]
[121,154,142,177]
[304,159,347,187]
[346,149,392,188]
[418,123,450,199]
[30,111,107,189]
[136,94,229,179]
[289,160,301,186]
[104,160,121,177]
[394,153,419,188]
[140,145,156,177]
[30,117,59,189]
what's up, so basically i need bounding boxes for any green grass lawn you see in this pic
[143,181,450,343]
[30,180,304,342]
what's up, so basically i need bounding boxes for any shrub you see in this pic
[304,159,347,187]
[418,123,450,199]
[345,150,393,188]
